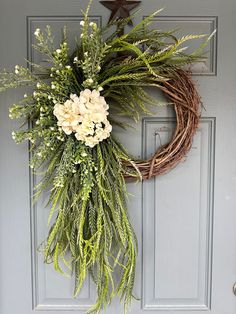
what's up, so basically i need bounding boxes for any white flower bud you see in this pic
[80,21,85,26]
[56,49,61,54]
[14,65,20,74]
[34,28,40,37]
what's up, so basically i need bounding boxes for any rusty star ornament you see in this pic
[100,0,141,26]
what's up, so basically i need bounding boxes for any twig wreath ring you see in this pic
[124,69,201,181]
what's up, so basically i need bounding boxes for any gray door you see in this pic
[1,1,236,313]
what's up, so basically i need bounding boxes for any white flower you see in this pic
[66,65,71,69]
[74,56,78,62]
[80,33,84,38]
[53,97,82,135]
[24,94,28,98]
[36,82,41,89]
[87,78,93,84]
[56,49,61,54]
[53,89,112,147]
[15,65,19,74]
[91,22,97,30]
[34,28,40,37]
[51,83,56,89]
[80,21,85,26]
[84,52,88,57]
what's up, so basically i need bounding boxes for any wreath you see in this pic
[0,2,214,313]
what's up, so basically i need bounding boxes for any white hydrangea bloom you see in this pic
[53,98,82,135]
[53,89,112,147]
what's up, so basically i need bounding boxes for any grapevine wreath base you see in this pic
[124,69,201,181]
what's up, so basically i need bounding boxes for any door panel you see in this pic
[1,0,236,314]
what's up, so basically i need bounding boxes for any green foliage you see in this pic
[0,1,215,313]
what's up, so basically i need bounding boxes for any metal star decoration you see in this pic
[100,0,141,26]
